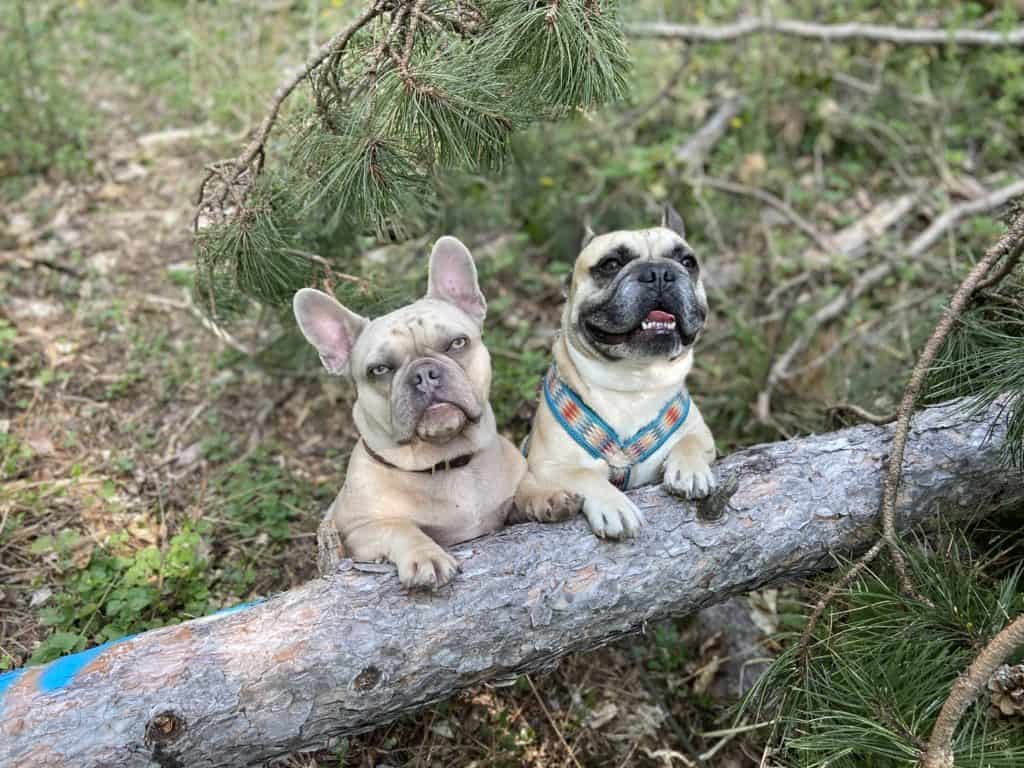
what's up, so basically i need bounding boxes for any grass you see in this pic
[1,0,1023,765]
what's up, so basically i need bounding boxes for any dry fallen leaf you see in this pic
[585,701,619,730]
[738,152,767,185]
[26,432,55,456]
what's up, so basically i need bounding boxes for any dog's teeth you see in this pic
[642,318,677,331]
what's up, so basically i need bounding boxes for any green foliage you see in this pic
[195,0,631,318]
[291,110,430,236]
[0,319,18,401]
[0,2,91,176]
[211,449,317,542]
[928,270,1024,469]
[0,432,33,481]
[742,538,1024,767]
[484,0,630,111]
[195,178,314,321]
[30,528,210,664]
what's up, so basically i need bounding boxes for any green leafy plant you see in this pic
[213,450,318,542]
[31,528,211,664]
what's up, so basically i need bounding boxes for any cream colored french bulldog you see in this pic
[516,206,717,539]
[295,236,575,589]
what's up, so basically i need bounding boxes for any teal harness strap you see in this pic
[540,364,690,489]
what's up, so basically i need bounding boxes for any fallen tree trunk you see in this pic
[625,18,1024,47]
[1,396,1021,768]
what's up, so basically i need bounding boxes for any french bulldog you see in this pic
[295,236,576,589]
[516,206,717,539]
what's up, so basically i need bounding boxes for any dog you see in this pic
[295,236,576,589]
[516,205,717,539]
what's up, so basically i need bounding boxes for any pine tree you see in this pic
[193,0,629,326]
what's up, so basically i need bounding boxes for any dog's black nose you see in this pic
[638,266,677,285]
[412,361,443,393]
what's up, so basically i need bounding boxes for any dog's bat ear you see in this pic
[427,236,486,326]
[661,204,686,239]
[580,225,597,250]
[293,288,367,376]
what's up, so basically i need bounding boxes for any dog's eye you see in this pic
[367,364,392,377]
[681,255,697,269]
[597,257,622,274]
[448,336,469,352]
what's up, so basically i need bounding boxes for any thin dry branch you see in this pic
[758,177,1024,424]
[674,97,744,169]
[625,18,1024,47]
[921,615,1024,768]
[802,191,921,266]
[699,176,837,255]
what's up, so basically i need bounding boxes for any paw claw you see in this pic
[523,490,583,523]
[584,493,643,540]
[398,547,458,590]
[664,454,717,500]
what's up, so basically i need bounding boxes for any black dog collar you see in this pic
[362,440,474,473]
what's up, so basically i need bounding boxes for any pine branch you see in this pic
[192,0,629,326]
[744,540,1024,767]
[922,616,1024,768]
[625,17,1024,47]
[226,1,382,186]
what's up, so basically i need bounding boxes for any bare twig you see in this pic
[625,17,1024,47]
[144,292,255,356]
[976,234,1024,291]
[921,615,1024,768]
[797,195,1024,655]
[699,176,837,254]
[525,675,583,768]
[759,178,1024,424]
[674,96,744,169]
[613,46,692,131]
[828,402,895,426]
[802,191,921,265]
[0,251,83,278]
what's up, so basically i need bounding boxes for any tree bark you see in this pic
[1,396,1021,768]
[624,18,1024,47]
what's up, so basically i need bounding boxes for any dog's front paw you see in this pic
[522,490,584,523]
[663,451,717,499]
[583,492,644,539]
[396,545,458,590]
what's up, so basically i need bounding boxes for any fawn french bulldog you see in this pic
[517,206,716,539]
[296,236,577,588]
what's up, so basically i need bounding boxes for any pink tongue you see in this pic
[646,310,674,323]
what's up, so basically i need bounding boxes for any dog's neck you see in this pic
[560,333,693,395]
[354,403,497,472]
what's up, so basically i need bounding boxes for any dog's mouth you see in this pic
[586,308,693,347]
[413,401,477,444]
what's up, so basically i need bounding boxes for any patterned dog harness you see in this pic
[540,363,691,489]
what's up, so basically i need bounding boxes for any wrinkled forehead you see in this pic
[577,227,688,271]
[352,299,476,363]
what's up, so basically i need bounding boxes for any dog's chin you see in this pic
[414,402,470,444]
[583,310,694,361]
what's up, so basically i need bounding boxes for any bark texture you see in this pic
[1,396,1020,768]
